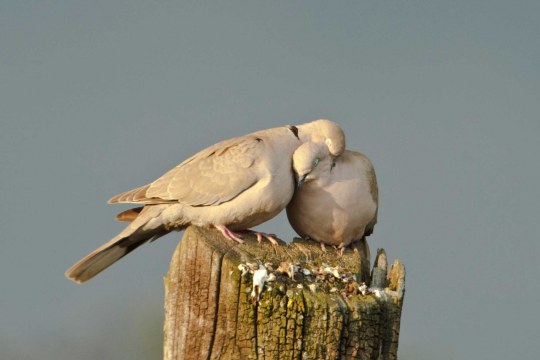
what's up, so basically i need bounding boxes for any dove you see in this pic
[65,119,344,283]
[286,143,378,250]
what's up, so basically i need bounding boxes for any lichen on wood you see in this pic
[163,226,405,360]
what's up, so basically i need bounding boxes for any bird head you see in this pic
[295,119,345,157]
[292,142,334,188]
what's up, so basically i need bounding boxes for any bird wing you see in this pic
[108,135,265,206]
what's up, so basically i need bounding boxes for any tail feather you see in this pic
[65,205,173,283]
[116,207,144,222]
[108,184,150,204]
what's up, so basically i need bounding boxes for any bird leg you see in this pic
[214,225,245,244]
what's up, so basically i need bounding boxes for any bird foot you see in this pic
[243,230,279,245]
[334,245,345,256]
[215,225,245,244]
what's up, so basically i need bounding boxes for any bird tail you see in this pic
[115,207,144,222]
[65,205,175,283]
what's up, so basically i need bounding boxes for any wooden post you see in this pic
[163,226,405,360]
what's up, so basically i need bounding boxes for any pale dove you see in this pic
[66,119,344,283]
[287,144,378,249]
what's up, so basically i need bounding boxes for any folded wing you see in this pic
[108,136,264,206]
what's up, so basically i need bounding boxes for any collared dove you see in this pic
[286,143,378,250]
[65,119,344,283]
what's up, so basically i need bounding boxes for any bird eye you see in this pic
[312,158,320,167]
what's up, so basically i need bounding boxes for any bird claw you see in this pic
[260,232,279,246]
[215,227,279,245]
[334,245,345,256]
[244,230,279,245]
[215,225,245,244]
[255,232,279,246]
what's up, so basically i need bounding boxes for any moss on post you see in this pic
[164,226,405,360]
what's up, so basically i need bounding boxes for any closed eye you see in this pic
[312,158,320,168]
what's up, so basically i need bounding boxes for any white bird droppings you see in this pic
[251,265,269,303]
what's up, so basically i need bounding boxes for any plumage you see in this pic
[286,146,378,249]
[66,119,344,283]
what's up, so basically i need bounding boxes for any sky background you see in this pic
[1,1,539,359]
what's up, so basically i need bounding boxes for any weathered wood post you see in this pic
[164,226,405,360]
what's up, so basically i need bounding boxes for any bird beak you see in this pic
[296,174,307,189]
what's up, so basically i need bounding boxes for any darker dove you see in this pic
[286,143,378,250]
[66,119,344,283]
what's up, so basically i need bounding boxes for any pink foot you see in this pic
[215,225,244,244]
[244,230,279,245]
